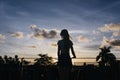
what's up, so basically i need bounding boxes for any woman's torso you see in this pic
[58,39,73,58]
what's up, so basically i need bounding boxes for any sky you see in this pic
[0,0,120,58]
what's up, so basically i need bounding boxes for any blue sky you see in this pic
[0,0,120,58]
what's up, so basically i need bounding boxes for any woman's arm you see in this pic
[57,45,61,58]
[71,45,76,58]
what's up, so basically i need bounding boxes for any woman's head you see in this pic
[60,29,70,40]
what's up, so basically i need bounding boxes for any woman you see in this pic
[57,29,76,80]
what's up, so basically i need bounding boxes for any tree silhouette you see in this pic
[0,56,4,64]
[21,58,30,65]
[96,46,116,67]
[34,54,53,66]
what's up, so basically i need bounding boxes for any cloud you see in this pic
[0,34,5,44]
[107,39,120,46]
[112,32,120,37]
[77,35,90,43]
[30,24,37,29]
[30,25,57,40]
[11,32,24,39]
[83,44,100,50]
[27,45,37,48]
[51,43,57,47]
[112,45,120,51]
[99,23,120,32]
[98,23,120,39]
[92,30,101,35]
[100,36,120,47]
[100,36,110,48]
[69,30,87,34]
[0,34,5,39]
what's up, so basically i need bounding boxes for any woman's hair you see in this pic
[60,29,70,40]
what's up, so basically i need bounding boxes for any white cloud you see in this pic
[69,30,87,34]
[112,32,120,37]
[11,32,23,39]
[0,34,5,44]
[99,23,120,32]
[100,36,110,48]
[92,30,100,35]
[77,35,90,43]
[0,34,5,39]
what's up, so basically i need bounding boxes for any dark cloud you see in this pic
[107,39,120,46]
[30,25,57,39]
[100,37,120,50]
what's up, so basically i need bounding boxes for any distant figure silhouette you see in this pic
[57,29,76,80]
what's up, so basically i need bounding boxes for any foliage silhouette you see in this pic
[21,58,30,65]
[96,46,116,67]
[34,54,53,66]
[0,53,119,80]
[0,56,4,64]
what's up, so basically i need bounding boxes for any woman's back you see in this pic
[57,39,73,58]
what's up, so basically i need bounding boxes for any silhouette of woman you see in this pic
[57,29,76,80]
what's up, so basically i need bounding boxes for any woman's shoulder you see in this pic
[69,40,73,45]
[57,39,73,45]
[58,40,63,42]
[57,40,63,44]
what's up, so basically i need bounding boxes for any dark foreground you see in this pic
[0,62,120,80]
